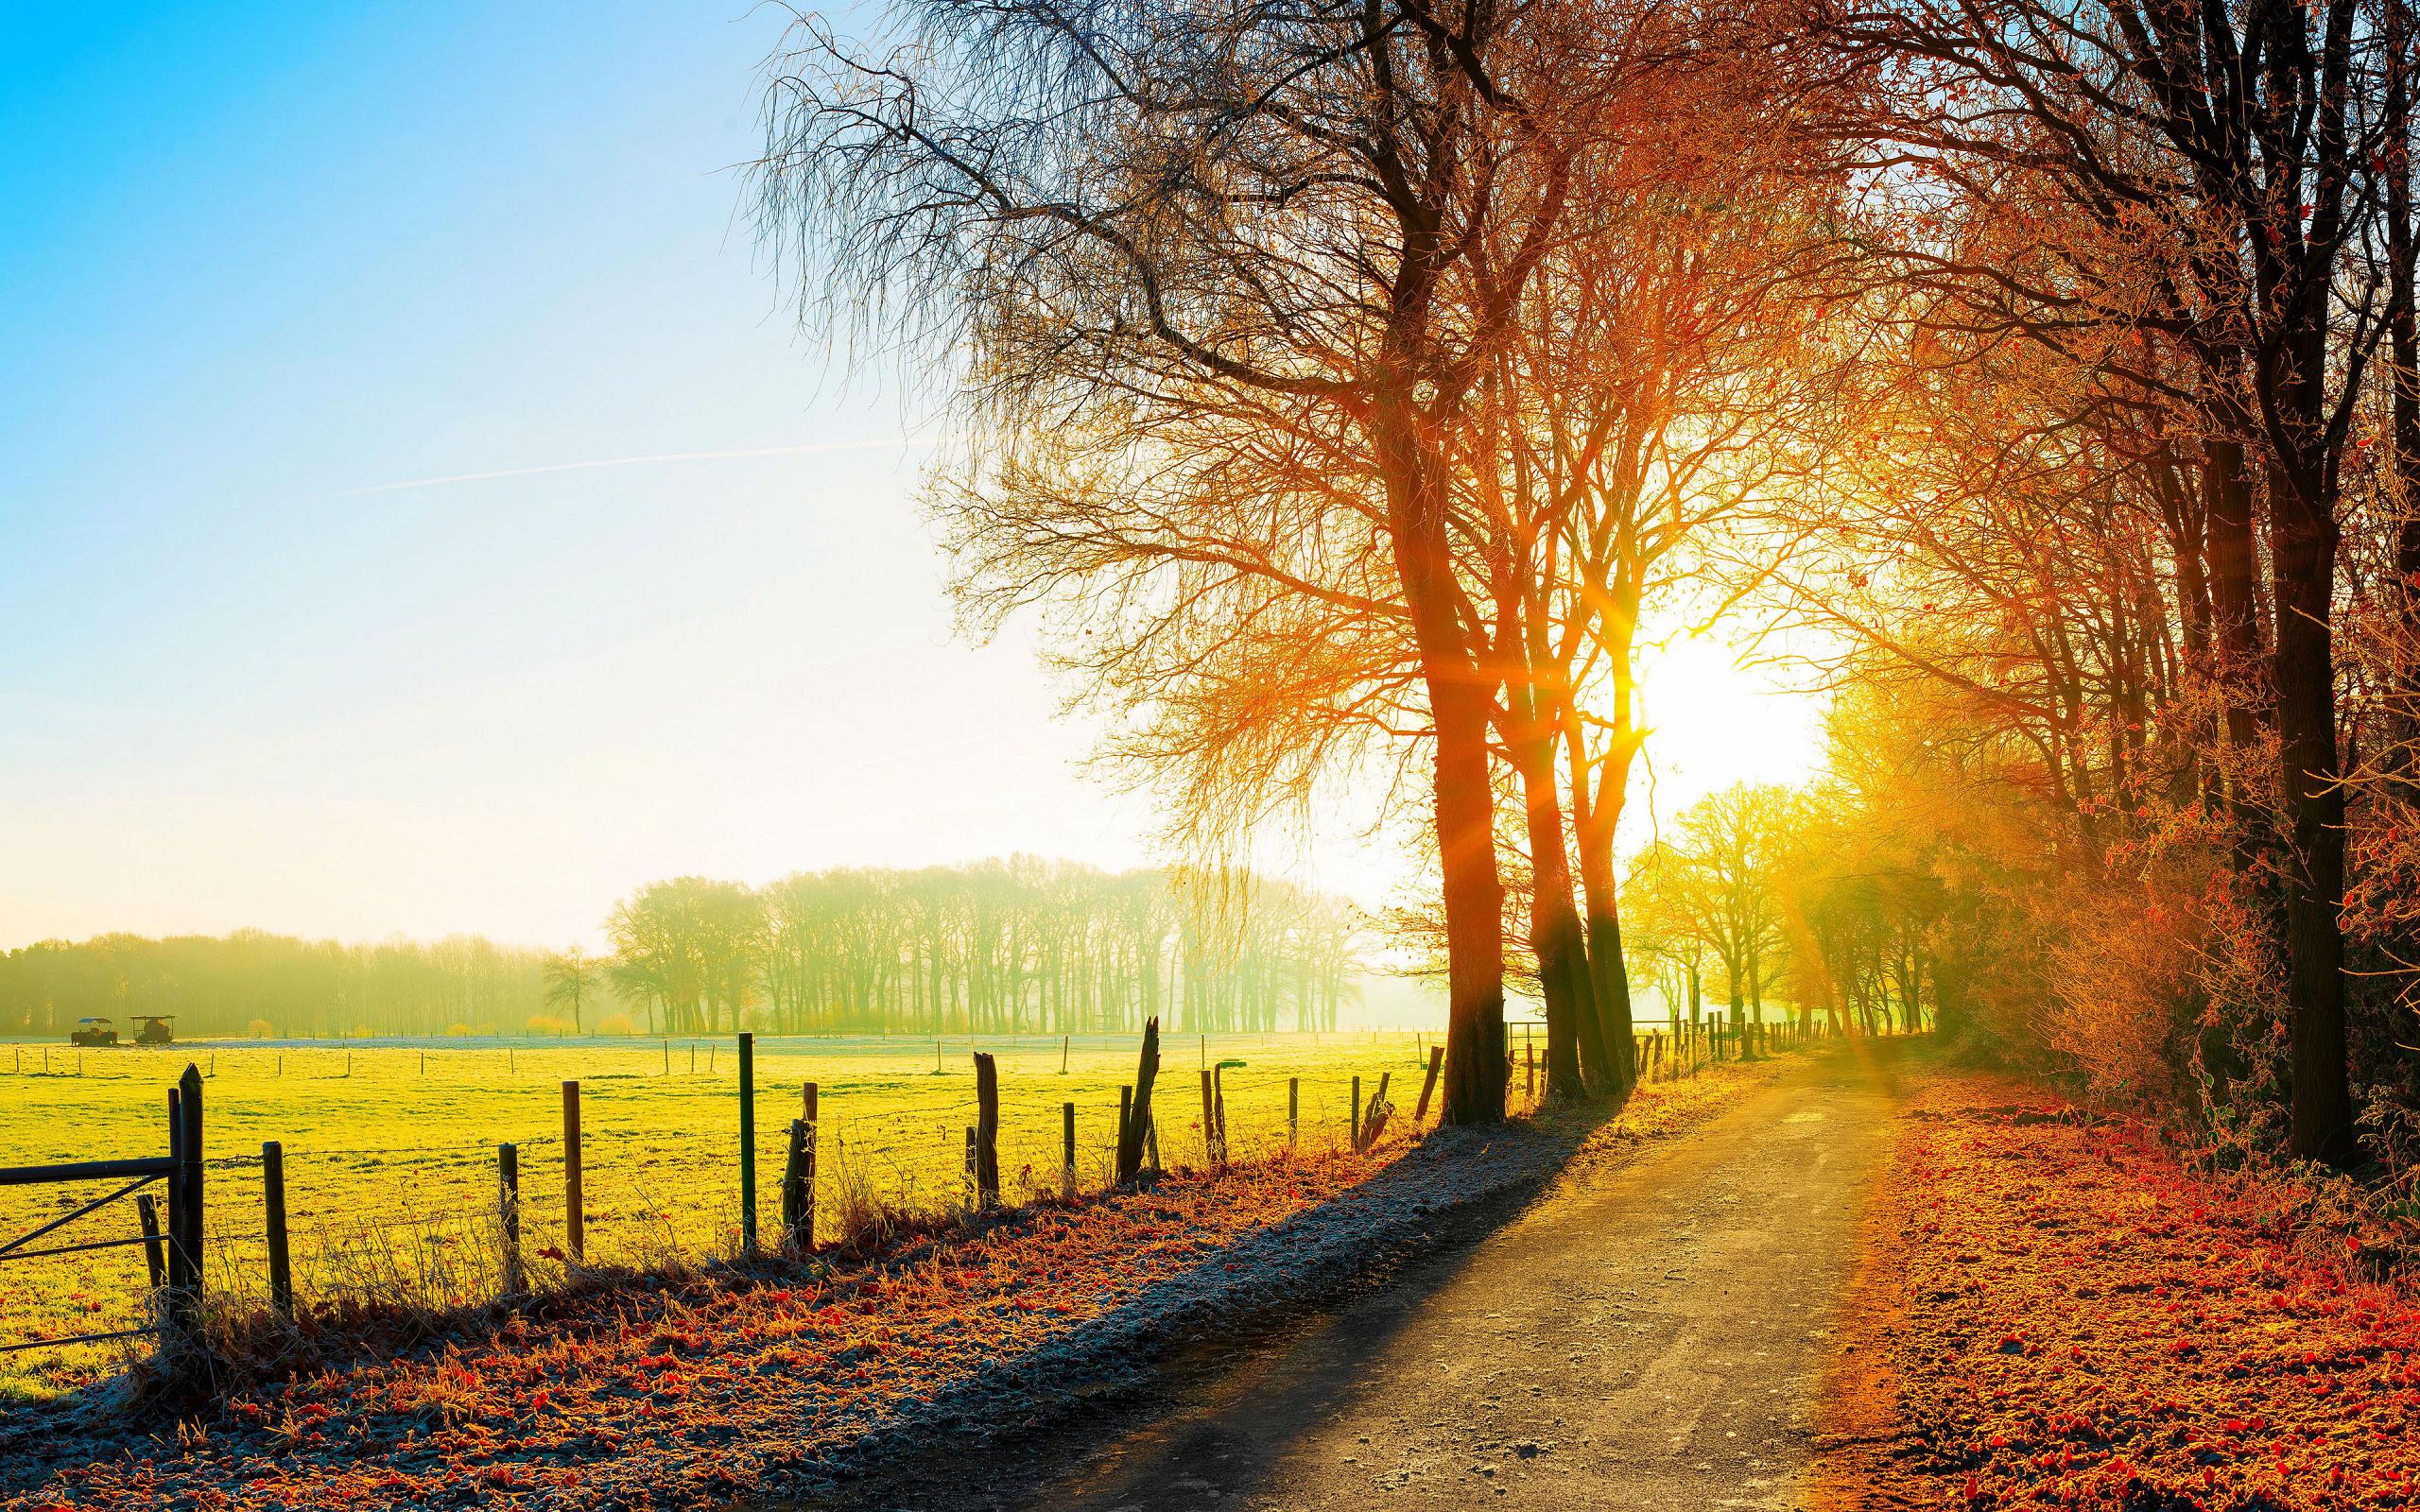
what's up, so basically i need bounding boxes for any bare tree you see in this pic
[750,0,1684,1118]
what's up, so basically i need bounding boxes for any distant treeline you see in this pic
[608,860,1361,1036]
[0,931,552,1040]
[0,861,1367,1040]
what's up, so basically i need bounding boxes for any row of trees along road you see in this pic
[0,863,1369,1041]
[754,0,2420,1165]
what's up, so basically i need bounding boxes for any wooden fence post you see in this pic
[263,1140,292,1317]
[1357,1072,1392,1151]
[1115,1019,1161,1185]
[801,1082,818,1249]
[1350,1075,1361,1149]
[562,1081,584,1265]
[135,1193,166,1291]
[1061,1101,1077,1197]
[498,1143,522,1296]
[973,1052,1000,1208]
[781,1119,810,1250]
[1414,1044,1444,1123]
[1526,1044,1537,1100]
[1288,1077,1299,1147]
[1199,1068,1219,1168]
[738,1033,757,1256]
[1061,1035,1070,1074]
[168,1065,204,1335]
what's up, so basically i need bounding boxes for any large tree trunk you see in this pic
[1377,401,1508,1125]
[2273,472,2356,1162]
[1571,768,1638,1094]
[1508,723,1596,1101]
[1428,665,1510,1125]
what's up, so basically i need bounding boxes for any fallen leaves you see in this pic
[3,1143,1405,1510]
[1818,1070,2420,1511]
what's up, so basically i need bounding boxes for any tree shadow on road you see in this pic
[776,1095,1640,1510]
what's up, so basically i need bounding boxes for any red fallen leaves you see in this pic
[5,1142,1408,1511]
[1817,1071,2420,1512]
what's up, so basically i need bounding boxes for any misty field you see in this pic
[0,1030,1443,1400]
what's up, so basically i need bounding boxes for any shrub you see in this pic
[443,1022,475,1038]
[596,1013,638,1037]
[525,1014,573,1037]
[246,1019,274,1040]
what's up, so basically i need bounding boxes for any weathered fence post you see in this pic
[801,1082,818,1248]
[1526,1044,1537,1100]
[1199,1068,1219,1168]
[1357,1072,1392,1151]
[780,1119,810,1250]
[263,1140,292,1317]
[562,1080,584,1265]
[1413,1044,1444,1123]
[1061,1035,1070,1074]
[135,1193,166,1291]
[1062,1101,1077,1197]
[973,1052,1000,1208]
[1350,1075,1361,1149]
[1288,1077,1299,1147]
[498,1143,523,1296]
[1213,1065,1231,1163]
[167,1065,204,1336]
[1115,1018,1161,1185]
[737,1033,757,1256]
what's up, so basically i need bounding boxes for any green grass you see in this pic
[0,1030,1438,1400]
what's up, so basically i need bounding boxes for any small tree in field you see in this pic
[543,947,602,1035]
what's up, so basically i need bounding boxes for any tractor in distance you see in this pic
[68,1017,119,1047]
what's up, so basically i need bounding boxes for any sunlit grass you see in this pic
[0,1030,1443,1400]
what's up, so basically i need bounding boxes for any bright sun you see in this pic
[1625,633,1827,844]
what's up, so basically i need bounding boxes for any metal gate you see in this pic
[0,1062,204,1356]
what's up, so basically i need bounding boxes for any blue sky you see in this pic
[0,3,1819,953]
[0,2,1167,949]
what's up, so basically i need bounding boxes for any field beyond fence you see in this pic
[0,1019,1802,1400]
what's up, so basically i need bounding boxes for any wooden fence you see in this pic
[6,1015,1829,1379]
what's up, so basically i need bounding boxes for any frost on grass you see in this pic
[1816,1071,2420,1512]
[0,1063,1768,1511]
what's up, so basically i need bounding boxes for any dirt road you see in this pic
[842,1052,1899,1511]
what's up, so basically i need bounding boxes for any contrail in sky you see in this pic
[322,436,949,499]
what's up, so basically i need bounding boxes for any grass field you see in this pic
[0,1029,1460,1400]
